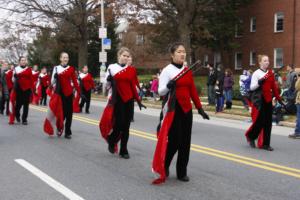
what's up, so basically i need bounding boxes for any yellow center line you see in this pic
[30,105,300,179]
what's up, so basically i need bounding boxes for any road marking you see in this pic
[15,159,85,200]
[30,105,300,179]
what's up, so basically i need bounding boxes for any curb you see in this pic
[91,96,296,128]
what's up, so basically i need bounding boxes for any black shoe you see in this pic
[249,140,256,148]
[85,111,90,114]
[262,145,273,151]
[64,135,72,139]
[119,153,130,159]
[289,134,300,139]
[16,117,20,123]
[177,176,190,182]
[108,143,115,154]
[22,121,28,125]
[0,111,3,115]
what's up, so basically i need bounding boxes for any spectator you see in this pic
[207,64,217,105]
[150,75,159,101]
[215,64,225,113]
[224,68,234,109]
[285,64,297,90]
[239,70,252,110]
[289,72,300,139]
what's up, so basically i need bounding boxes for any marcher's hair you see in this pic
[168,42,185,55]
[18,56,26,62]
[257,54,268,63]
[287,64,295,69]
[117,47,131,57]
[60,52,68,58]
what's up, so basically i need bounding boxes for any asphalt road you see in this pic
[0,100,300,200]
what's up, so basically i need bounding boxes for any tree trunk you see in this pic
[78,32,88,68]
[178,20,192,65]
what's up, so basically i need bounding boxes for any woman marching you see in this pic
[49,52,80,139]
[12,57,34,125]
[152,42,210,184]
[101,47,146,159]
[37,67,50,106]
[79,65,95,114]
[245,55,284,151]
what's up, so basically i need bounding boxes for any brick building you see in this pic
[198,0,300,72]
[119,0,300,72]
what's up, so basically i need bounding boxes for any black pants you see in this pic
[108,94,134,154]
[15,89,31,122]
[40,86,47,106]
[79,89,91,112]
[165,102,193,178]
[61,94,73,136]
[248,99,273,146]
[0,90,10,115]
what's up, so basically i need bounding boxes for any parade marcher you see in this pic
[289,73,300,139]
[11,57,34,125]
[245,55,284,151]
[31,65,40,105]
[224,68,234,109]
[0,62,9,115]
[79,65,95,114]
[152,43,209,184]
[100,47,146,159]
[47,52,80,139]
[37,67,50,106]
[127,55,140,122]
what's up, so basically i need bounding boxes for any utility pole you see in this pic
[98,0,108,95]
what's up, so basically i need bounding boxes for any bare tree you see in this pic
[0,0,105,67]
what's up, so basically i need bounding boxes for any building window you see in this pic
[204,54,209,65]
[274,48,283,68]
[250,51,256,66]
[235,52,243,70]
[136,34,144,45]
[213,52,221,67]
[250,17,256,32]
[274,12,284,32]
[235,20,243,37]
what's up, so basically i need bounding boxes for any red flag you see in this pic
[8,89,16,125]
[99,95,115,137]
[73,90,81,113]
[152,89,176,184]
[32,85,42,105]
[43,88,64,136]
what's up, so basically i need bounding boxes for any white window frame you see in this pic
[235,52,243,70]
[274,48,283,68]
[204,54,209,65]
[250,17,256,32]
[274,12,284,33]
[250,51,256,66]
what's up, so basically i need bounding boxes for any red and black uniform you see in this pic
[13,66,34,123]
[51,65,80,136]
[79,72,95,113]
[105,63,141,156]
[38,72,50,106]
[156,63,203,180]
[246,69,281,149]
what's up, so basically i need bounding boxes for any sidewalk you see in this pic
[92,94,296,128]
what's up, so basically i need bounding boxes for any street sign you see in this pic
[99,28,107,39]
[102,38,111,50]
[99,52,107,63]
